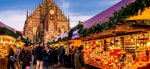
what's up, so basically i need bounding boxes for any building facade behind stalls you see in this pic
[24,0,70,43]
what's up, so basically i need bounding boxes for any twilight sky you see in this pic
[0,0,121,31]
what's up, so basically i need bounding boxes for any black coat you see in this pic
[42,49,50,60]
[53,49,59,64]
[35,46,44,61]
[19,49,32,66]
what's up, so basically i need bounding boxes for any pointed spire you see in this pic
[62,11,64,15]
[31,10,33,15]
[34,7,36,12]
[60,9,62,14]
[79,20,81,24]
[36,5,38,9]
[67,15,70,22]
[28,11,31,16]
[26,10,29,18]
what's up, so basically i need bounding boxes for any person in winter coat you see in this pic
[35,42,44,69]
[74,45,85,69]
[43,45,50,69]
[53,47,59,67]
[19,43,32,69]
[15,47,21,69]
[7,45,15,69]
[48,45,54,65]
[59,46,65,66]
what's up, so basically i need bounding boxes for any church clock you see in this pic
[49,9,54,14]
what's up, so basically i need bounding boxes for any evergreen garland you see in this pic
[0,27,31,44]
[56,0,150,43]
[82,0,150,37]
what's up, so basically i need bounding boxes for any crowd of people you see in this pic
[6,42,85,69]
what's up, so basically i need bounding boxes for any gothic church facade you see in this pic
[24,0,70,43]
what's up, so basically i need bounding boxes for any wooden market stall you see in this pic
[0,35,24,69]
[80,0,150,68]
[83,24,150,69]
[69,39,83,47]
[0,35,16,69]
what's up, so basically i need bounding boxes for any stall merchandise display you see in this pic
[83,32,150,69]
[0,35,24,57]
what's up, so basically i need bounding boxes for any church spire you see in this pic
[26,10,28,18]
[28,11,30,16]
[67,15,70,30]
[67,15,70,22]
[31,10,33,15]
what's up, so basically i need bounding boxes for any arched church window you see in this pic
[49,22,54,31]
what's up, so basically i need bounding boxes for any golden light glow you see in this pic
[0,35,24,57]
[147,42,150,47]
[127,7,150,20]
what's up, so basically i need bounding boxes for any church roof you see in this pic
[83,0,131,28]
[0,21,16,32]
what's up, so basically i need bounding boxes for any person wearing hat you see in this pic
[19,43,32,69]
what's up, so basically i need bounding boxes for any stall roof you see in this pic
[54,35,61,42]
[83,0,131,28]
[60,32,68,39]
[0,21,16,32]
[71,30,79,39]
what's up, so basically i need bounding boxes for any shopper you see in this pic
[7,45,15,69]
[15,47,21,69]
[70,46,77,68]
[35,42,44,69]
[65,45,71,68]
[19,43,32,69]
[32,44,37,65]
[48,45,54,65]
[43,45,50,69]
[74,45,85,69]
[59,45,65,66]
[53,47,59,67]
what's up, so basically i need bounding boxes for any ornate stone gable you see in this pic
[24,0,70,43]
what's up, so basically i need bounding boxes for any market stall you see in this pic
[0,35,24,69]
[0,35,16,57]
[69,30,83,46]
[83,24,150,69]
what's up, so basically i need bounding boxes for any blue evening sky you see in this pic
[0,0,121,31]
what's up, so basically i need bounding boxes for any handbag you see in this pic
[10,56,16,62]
